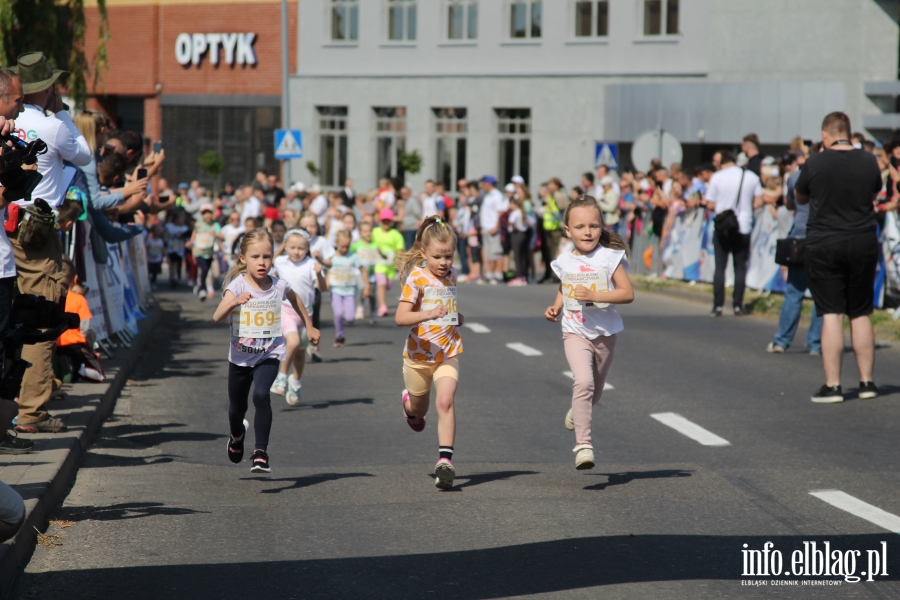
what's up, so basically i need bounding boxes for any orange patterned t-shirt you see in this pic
[399,266,463,363]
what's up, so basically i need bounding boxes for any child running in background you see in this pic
[145,224,165,286]
[544,195,633,471]
[213,229,320,473]
[395,216,464,490]
[165,211,190,288]
[190,203,221,301]
[220,211,245,267]
[351,221,380,322]
[372,208,405,317]
[329,230,370,347]
[271,232,328,404]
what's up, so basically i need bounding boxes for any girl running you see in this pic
[395,216,464,490]
[372,208,405,317]
[351,221,380,323]
[329,230,370,347]
[544,195,633,471]
[213,229,320,473]
[190,204,221,301]
[271,232,328,404]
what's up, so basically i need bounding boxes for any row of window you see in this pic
[330,0,679,43]
[316,106,533,192]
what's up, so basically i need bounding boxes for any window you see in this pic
[510,1,541,39]
[575,1,608,38]
[643,0,678,36]
[318,106,348,188]
[388,0,417,41]
[374,107,406,183]
[433,108,467,193]
[331,0,359,41]
[447,0,478,40]
[496,108,530,186]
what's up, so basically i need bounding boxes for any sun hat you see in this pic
[13,52,68,94]
[379,208,394,221]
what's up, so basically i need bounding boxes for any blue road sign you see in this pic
[594,142,618,170]
[274,129,303,159]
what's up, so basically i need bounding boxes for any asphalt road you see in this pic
[10,283,900,599]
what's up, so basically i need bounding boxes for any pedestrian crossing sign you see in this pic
[274,129,303,159]
[594,142,618,170]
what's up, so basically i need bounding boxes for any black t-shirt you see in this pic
[746,154,762,177]
[794,149,881,247]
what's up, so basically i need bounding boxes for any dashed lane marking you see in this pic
[650,412,731,446]
[506,343,543,356]
[464,323,491,333]
[809,490,900,534]
[563,371,614,390]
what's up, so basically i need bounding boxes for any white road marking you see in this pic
[506,343,543,356]
[809,490,900,534]
[464,323,491,333]
[562,371,613,390]
[650,412,731,446]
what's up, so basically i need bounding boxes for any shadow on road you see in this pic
[583,469,693,491]
[443,470,538,491]
[281,397,374,411]
[240,472,374,494]
[59,502,208,522]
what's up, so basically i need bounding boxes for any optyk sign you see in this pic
[175,33,257,67]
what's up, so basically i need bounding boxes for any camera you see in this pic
[0,134,47,202]
[0,295,79,401]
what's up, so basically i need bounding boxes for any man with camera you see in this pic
[8,52,91,434]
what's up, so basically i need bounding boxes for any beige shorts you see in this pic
[403,357,459,397]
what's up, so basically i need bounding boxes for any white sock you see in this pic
[276,372,287,381]
[288,376,301,387]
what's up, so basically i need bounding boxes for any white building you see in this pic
[290,0,900,192]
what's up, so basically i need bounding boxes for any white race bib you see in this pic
[356,247,381,268]
[561,271,609,312]
[422,286,458,326]
[231,298,282,338]
[328,265,356,288]
[195,231,215,251]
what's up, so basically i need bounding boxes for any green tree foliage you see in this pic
[198,150,226,178]
[399,149,423,175]
[0,0,109,108]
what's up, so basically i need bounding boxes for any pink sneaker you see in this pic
[378,305,389,317]
[401,389,425,432]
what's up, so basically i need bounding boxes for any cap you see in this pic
[504,183,516,193]
[379,208,395,221]
[178,182,189,189]
[600,176,614,186]
[199,203,214,213]
[310,184,323,194]
[480,175,498,186]
[511,175,525,184]
[290,182,306,193]
[761,156,776,165]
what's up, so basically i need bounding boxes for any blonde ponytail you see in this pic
[395,215,457,281]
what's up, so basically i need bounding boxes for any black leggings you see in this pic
[168,253,182,281]
[510,230,529,280]
[228,358,280,451]
[312,288,322,330]
[196,256,212,294]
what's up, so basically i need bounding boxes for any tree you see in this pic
[198,151,226,195]
[398,149,423,175]
[0,0,109,108]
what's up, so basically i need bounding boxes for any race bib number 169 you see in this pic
[232,298,282,338]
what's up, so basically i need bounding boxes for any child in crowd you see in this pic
[341,212,360,244]
[271,219,287,255]
[213,229,320,473]
[351,221,380,322]
[145,224,165,285]
[190,204,221,301]
[57,259,106,383]
[372,208,405,317]
[395,216,464,490]
[544,195,634,471]
[329,230,370,347]
[294,212,335,362]
[271,232,328,404]
[165,211,190,288]
[220,211,245,267]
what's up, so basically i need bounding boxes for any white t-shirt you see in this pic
[479,188,505,230]
[240,197,262,223]
[286,229,336,264]
[13,105,92,208]
[309,194,329,226]
[550,246,628,340]
[220,224,245,255]
[706,165,762,235]
[273,255,318,311]
[0,207,15,279]
[422,193,442,219]
[508,208,527,232]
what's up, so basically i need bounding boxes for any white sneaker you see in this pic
[564,408,575,431]
[434,458,455,489]
[270,374,288,396]
[574,445,595,470]
[355,306,365,320]
[285,381,302,406]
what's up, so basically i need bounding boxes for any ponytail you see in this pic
[224,228,275,285]
[395,215,457,281]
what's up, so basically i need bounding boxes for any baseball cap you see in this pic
[199,203,214,213]
[178,182,189,189]
[379,208,395,222]
[290,182,306,193]
[480,175,498,186]
[504,183,516,193]
[310,184,322,194]
[600,176,614,186]
[511,175,525,184]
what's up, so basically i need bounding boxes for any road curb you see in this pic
[0,305,164,599]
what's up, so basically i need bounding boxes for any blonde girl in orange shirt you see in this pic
[395,215,465,490]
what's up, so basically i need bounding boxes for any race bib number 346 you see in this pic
[561,271,608,312]
[422,286,458,326]
[232,298,281,338]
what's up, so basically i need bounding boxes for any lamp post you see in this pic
[281,0,291,186]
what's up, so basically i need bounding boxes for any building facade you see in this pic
[291,0,900,193]
[84,0,298,188]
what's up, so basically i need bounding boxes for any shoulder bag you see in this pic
[713,168,744,238]
[775,227,805,266]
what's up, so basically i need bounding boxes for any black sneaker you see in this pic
[734,306,745,316]
[858,381,878,400]
[250,450,271,473]
[227,419,248,464]
[0,430,34,454]
[711,307,723,318]
[811,384,843,404]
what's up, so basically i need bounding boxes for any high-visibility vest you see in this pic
[543,195,562,231]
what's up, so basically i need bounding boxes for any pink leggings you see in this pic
[563,333,617,447]
[332,293,356,339]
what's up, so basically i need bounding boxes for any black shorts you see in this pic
[148,262,162,276]
[806,234,879,319]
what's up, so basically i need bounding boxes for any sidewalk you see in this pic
[0,303,164,599]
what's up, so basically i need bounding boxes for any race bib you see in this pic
[231,298,281,338]
[422,286,458,326]
[356,247,381,268]
[195,231,215,250]
[561,271,609,312]
[328,266,356,288]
